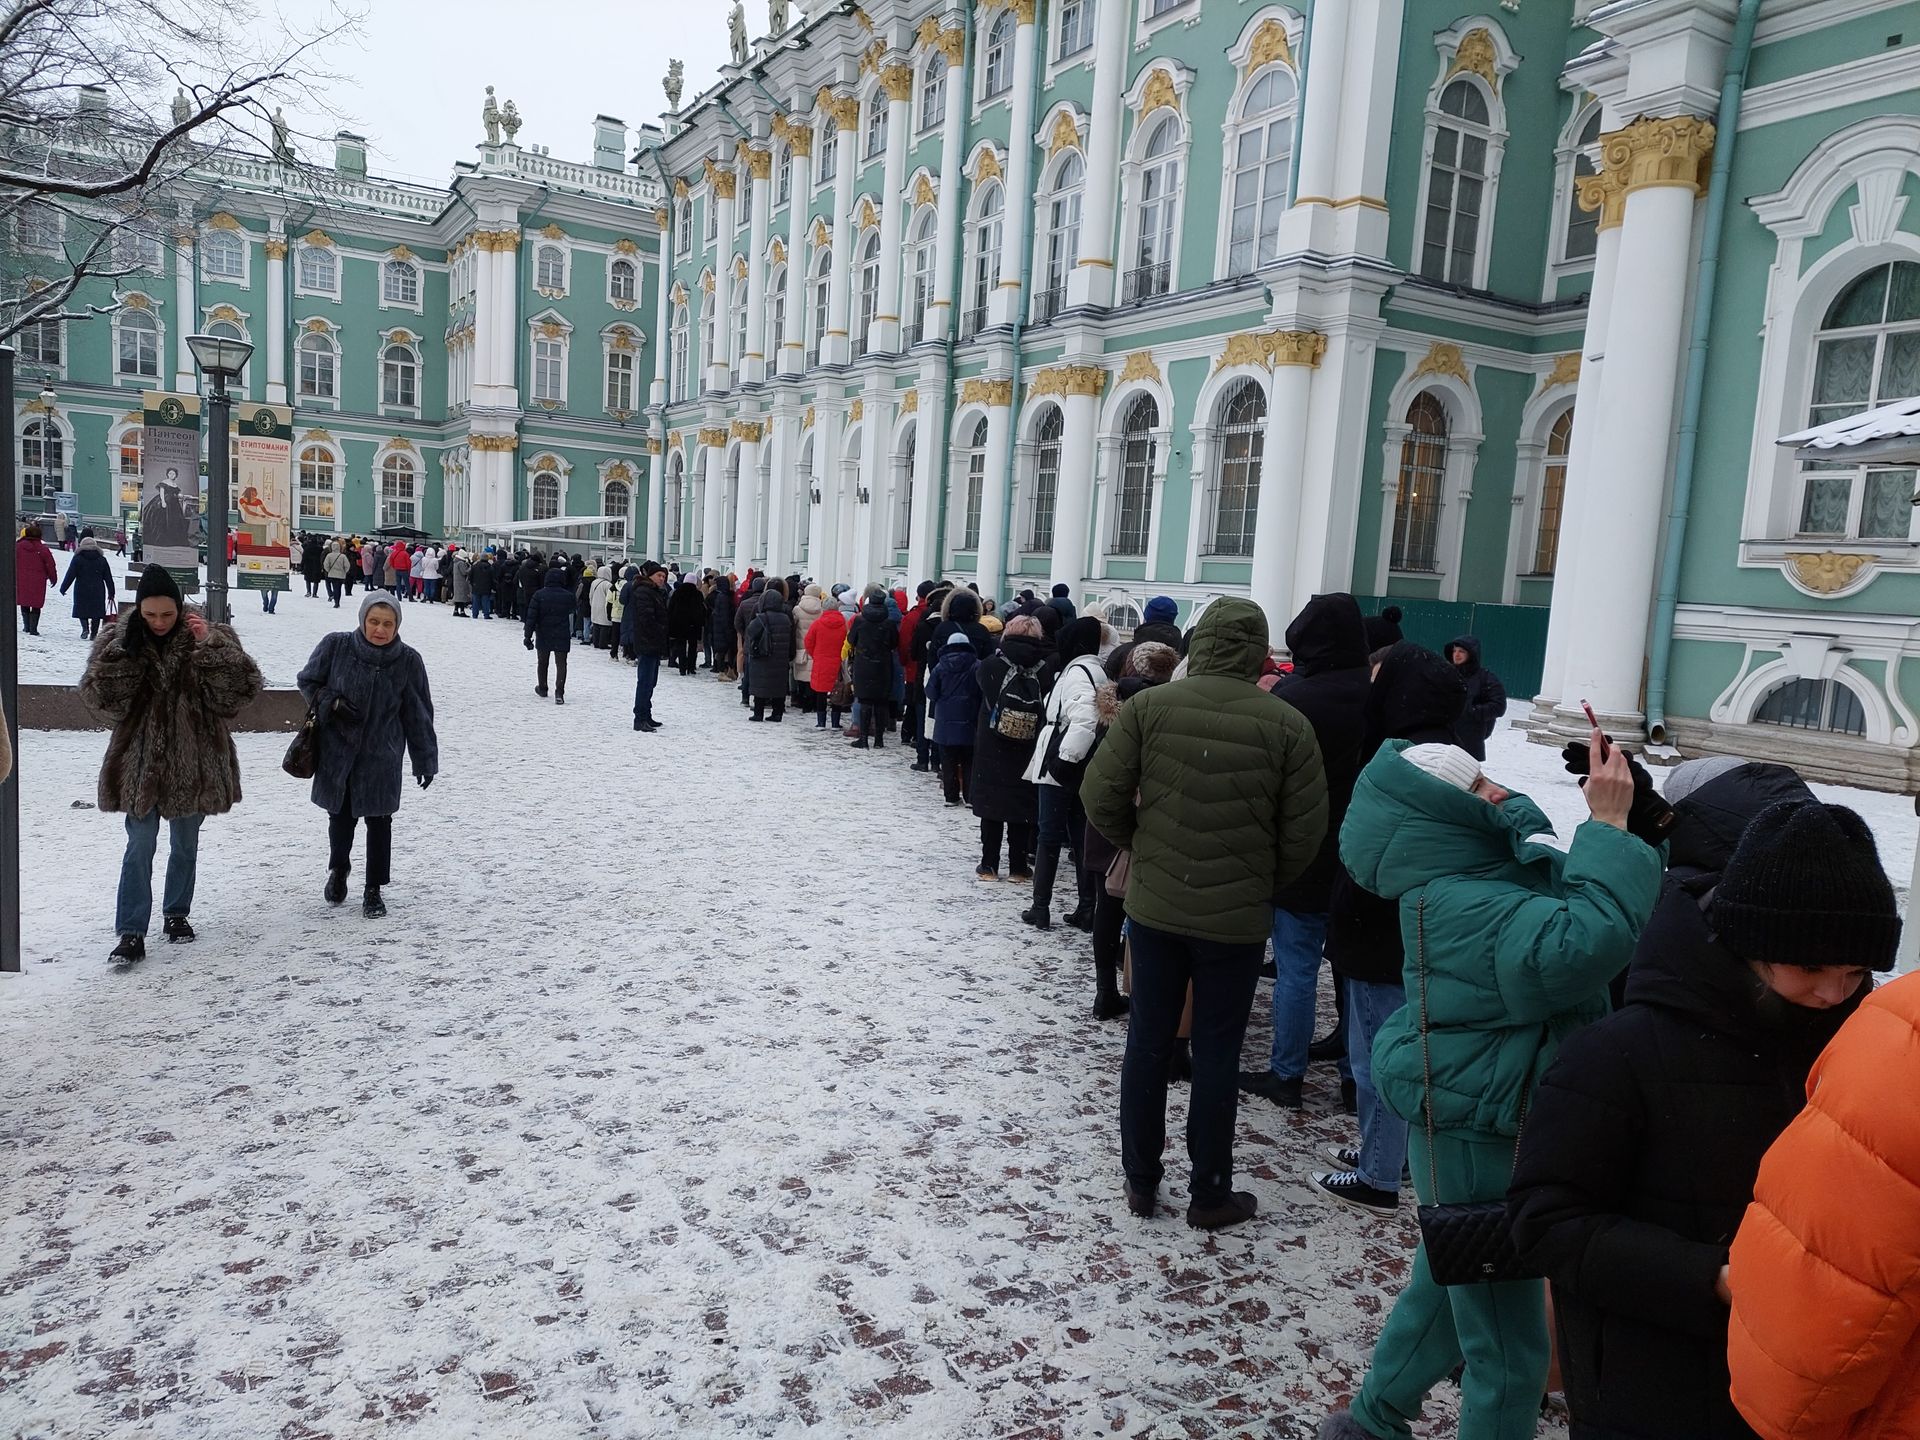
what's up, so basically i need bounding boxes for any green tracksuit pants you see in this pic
[1351,1128,1549,1440]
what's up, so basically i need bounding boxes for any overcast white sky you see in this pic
[254,0,737,185]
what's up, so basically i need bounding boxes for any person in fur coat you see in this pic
[80,563,264,963]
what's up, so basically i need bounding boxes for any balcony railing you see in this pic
[1123,262,1171,305]
[962,304,988,338]
[904,316,924,346]
[805,347,819,369]
[1032,286,1065,324]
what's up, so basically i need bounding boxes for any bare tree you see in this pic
[0,0,360,346]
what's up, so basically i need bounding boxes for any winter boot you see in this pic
[363,887,387,919]
[163,915,196,943]
[108,934,145,965]
[1238,1069,1303,1109]
[324,868,348,905]
[1064,868,1096,931]
[1317,1410,1385,1440]
[1308,1028,1347,1064]
[1185,1191,1257,1231]
[1093,959,1129,1021]
[849,737,870,749]
[1124,1182,1156,1218]
[1022,845,1059,929]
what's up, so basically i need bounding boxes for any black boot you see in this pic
[324,869,348,905]
[1093,959,1129,1020]
[363,887,387,919]
[108,934,145,965]
[1064,879,1095,932]
[1023,844,1059,928]
[162,915,195,943]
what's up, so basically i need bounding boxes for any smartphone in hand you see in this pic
[1581,700,1611,762]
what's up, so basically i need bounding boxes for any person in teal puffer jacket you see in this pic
[1319,733,1659,1440]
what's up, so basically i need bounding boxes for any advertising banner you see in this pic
[139,390,202,593]
[233,402,293,591]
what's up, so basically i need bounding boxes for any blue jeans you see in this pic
[1267,909,1338,1082]
[633,652,661,724]
[1345,976,1410,1193]
[422,578,438,602]
[260,589,278,612]
[474,594,493,618]
[115,810,203,935]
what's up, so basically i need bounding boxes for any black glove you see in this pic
[524,636,535,650]
[1562,740,1676,845]
[416,773,433,790]
[331,695,361,723]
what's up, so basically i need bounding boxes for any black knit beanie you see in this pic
[1712,799,1901,971]
[134,563,183,606]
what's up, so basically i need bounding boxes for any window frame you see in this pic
[608,255,639,307]
[530,470,562,523]
[534,244,569,296]
[199,225,248,285]
[381,257,422,310]
[1120,102,1189,306]
[297,442,340,525]
[18,417,67,500]
[1027,404,1065,551]
[980,9,1015,102]
[919,54,948,133]
[296,325,340,405]
[1390,393,1450,573]
[1203,378,1266,557]
[1415,75,1504,290]
[378,452,419,530]
[961,416,990,551]
[1530,405,1574,575]
[1035,148,1085,323]
[964,180,1004,338]
[1544,102,1604,297]
[115,305,162,383]
[1221,64,1299,280]
[295,243,339,299]
[380,339,422,414]
[16,202,63,256]
[1111,393,1158,557]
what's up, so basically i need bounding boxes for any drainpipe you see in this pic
[1643,0,1761,743]
[994,0,1048,601]
[932,0,978,571]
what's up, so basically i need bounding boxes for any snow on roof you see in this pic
[1779,394,1920,462]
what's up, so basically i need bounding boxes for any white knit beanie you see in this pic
[1401,743,1481,793]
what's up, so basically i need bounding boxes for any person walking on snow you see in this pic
[81,564,264,963]
[297,594,438,920]
[523,565,576,703]
[15,522,58,634]
[60,534,115,639]
[624,562,671,731]
[322,540,352,608]
[1447,635,1506,762]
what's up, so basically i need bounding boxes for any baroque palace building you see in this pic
[9,0,1920,785]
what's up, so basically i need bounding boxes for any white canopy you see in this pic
[1778,395,1920,464]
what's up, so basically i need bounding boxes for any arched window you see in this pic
[809,249,832,362]
[297,246,337,294]
[531,470,561,522]
[670,303,691,401]
[536,244,567,292]
[796,436,814,553]
[895,429,915,549]
[983,11,1014,98]
[1227,67,1297,277]
[609,256,637,304]
[1207,380,1266,555]
[667,452,686,545]
[1058,0,1094,58]
[382,258,419,306]
[675,200,692,259]
[1421,79,1494,286]
[1533,407,1574,574]
[1799,261,1920,539]
[699,293,716,387]
[855,230,882,356]
[962,416,989,549]
[1753,676,1868,737]
[966,182,1003,337]
[20,419,64,499]
[1038,151,1084,322]
[604,478,631,544]
[907,208,937,344]
[118,309,159,377]
[298,445,337,523]
[379,454,417,529]
[201,227,244,281]
[1560,108,1602,265]
[19,316,59,368]
[704,190,718,241]
[605,343,636,413]
[382,343,419,409]
[116,426,141,502]
[919,54,947,132]
[864,95,887,160]
[1391,394,1448,572]
[1128,114,1181,302]
[1113,394,1157,555]
[1030,406,1064,550]
[297,330,336,399]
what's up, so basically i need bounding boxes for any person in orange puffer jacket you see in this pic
[1727,968,1920,1440]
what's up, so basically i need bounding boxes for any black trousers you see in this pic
[537,647,568,697]
[752,695,786,721]
[941,744,974,804]
[79,617,102,639]
[326,578,344,606]
[328,809,392,888]
[979,819,1032,874]
[18,606,41,634]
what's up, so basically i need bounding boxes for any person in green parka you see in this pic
[1318,734,1658,1440]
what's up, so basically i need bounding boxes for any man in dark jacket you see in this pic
[1447,634,1506,761]
[1239,593,1371,1114]
[1047,583,1078,624]
[732,576,766,699]
[624,562,671,731]
[522,567,575,703]
[1082,597,1327,1232]
[468,554,495,619]
[665,576,706,675]
[847,592,899,748]
[513,553,542,621]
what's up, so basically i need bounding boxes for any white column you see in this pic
[854,402,888,583]
[1144,423,1171,582]
[173,228,196,390]
[1067,0,1129,309]
[700,432,727,572]
[929,30,968,340]
[1249,353,1317,638]
[1372,423,1411,594]
[650,209,673,407]
[647,434,666,559]
[1501,442,1546,606]
[1046,377,1101,595]
[494,231,519,402]
[1293,4,1345,204]
[976,396,1013,600]
[733,423,763,563]
[991,8,1041,327]
[766,407,794,578]
[1434,436,1482,604]
[780,131,813,377]
[811,410,838,580]
[906,386,944,583]
[824,96,859,366]
[264,230,287,403]
[871,66,914,355]
[743,148,772,385]
[472,237,496,391]
[709,163,738,392]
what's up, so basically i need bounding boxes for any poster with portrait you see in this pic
[140,390,203,592]
[233,402,293,591]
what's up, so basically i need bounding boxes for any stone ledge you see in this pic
[18,685,308,733]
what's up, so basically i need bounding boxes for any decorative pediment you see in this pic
[1537,351,1581,393]
[1410,340,1469,384]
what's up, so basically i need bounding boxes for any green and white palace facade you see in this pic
[10,0,1920,786]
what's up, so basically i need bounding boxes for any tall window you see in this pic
[967,183,1003,336]
[1114,395,1156,555]
[704,192,718,241]
[1421,80,1493,286]
[118,310,158,378]
[532,333,566,404]
[117,427,142,502]
[532,472,560,521]
[767,263,787,355]
[604,479,630,543]
[383,344,419,408]
[777,147,792,205]
[1391,394,1448,571]
[298,445,337,522]
[19,317,60,367]
[730,278,748,370]
[201,227,244,280]
[1227,68,1297,277]
[1533,407,1573,574]
[894,431,915,549]
[1799,261,1920,538]
[670,303,690,401]
[20,420,63,499]
[536,245,567,292]
[963,417,988,549]
[113,224,162,271]
[383,259,419,306]
[817,123,837,186]
[610,257,637,304]
[297,246,337,293]
[855,231,882,356]
[1753,676,1868,737]
[1039,152,1084,321]
[606,347,636,412]
[724,450,740,546]
[1058,0,1094,58]
[907,210,936,344]
[379,454,417,528]
[1561,109,1602,264]
[699,295,716,387]
[676,201,691,259]
[298,332,336,399]
[865,97,887,160]
[1030,406,1064,551]
[796,438,813,553]
[667,454,685,544]
[1208,380,1265,555]
[1129,115,1180,302]
[919,55,947,131]
[809,250,831,360]
[17,203,61,253]
[983,11,1014,98]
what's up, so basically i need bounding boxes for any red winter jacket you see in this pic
[899,601,927,681]
[15,537,57,608]
[390,545,413,575]
[805,609,849,695]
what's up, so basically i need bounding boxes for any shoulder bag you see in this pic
[1412,896,1543,1287]
[282,706,318,779]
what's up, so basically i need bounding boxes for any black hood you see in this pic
[861,598,889,622]
[543,568,570,589]
[1666,762,1816,877]
[1285,593,1370,677]
[997,632,1051,668]
[944,589,982,626]
[1058,615,1104,664]
[1447,634,1482,678]
[1132,620,1183,653]
[1360,642,1468,762]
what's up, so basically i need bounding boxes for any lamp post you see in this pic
[185,333,255,625]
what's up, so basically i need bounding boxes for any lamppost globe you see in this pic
[185,332,255,380]
[38,381,56,410]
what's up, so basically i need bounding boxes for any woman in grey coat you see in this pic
[449,552,472,618]
[296,593,439,917]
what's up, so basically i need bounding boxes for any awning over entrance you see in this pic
[1779,395,1920,465]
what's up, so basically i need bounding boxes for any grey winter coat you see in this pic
[450,557,472,604]
[745,601,796,699]
[296,627,439,818]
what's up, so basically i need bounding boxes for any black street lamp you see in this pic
[185,333,255,625]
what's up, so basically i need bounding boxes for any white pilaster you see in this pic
[907,385,944,583]
[1047,386,1100,595]
[766,407,795,578]
[1434,436,1482,604]
[1275,0,1404,261]
[780,133,813,377]
[700,434,728,573]
[811,410,839,580]
[824,98,859,366]
[991,9,1040,327]
[1249,359,1316,638]
[734,425,761,564]
[976,396,1013,600]
[871,68,913,356]
[472,238,496,391]
[264,229,287,403]
[743,149,772,385]
[929,29,968,340]
[1067,0,1128,309]
[709,163,738,392]
[173,229,196,390]
[651,212,673,408]
[494,231,519,403]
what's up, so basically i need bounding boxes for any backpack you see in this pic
[990,660,1047,741]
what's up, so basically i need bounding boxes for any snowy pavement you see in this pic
[0,569,1896,1436]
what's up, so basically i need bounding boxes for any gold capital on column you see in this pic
[803,406,816,429]
[731,419,764,442]
[849,398,864,422]
[936,27,966,66]
[960,379,1013,407]
[263,239,288,260]
[699,426,730,448]
[881,65,914,103]
[744,146,773,180]
[1601,115,1716,199]
[900,389,919,413]
[1031,364,1107,399]
[1575,168,1629,232]
[1215,329,1326,371]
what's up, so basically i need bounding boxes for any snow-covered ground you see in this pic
[0,564,1900,1436]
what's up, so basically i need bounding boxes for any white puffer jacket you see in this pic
[1021,653,1104,789]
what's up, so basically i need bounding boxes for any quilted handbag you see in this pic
[1410,897,1543,1287]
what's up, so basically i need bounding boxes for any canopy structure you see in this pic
[1778,395,1920,465]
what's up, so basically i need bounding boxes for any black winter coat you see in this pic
[1269,594,1371,913]
[666,581,706,640]
[296,628,438,818]
[969,633,1050,825]
[468,559,495,597]
[60,545,115,620]
[523,571,576,652]
[624,579,671,656]
[708,583,736,653]
[515,558,542,605]
[1447,634,1507,761]
[734,585,766,660]
[1509,763,1858,1440]
[923,589,994,661]
[300,538,326,582]
[745,602,796,698]
[847,601,898,701]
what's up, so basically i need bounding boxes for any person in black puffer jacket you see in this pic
[1312,641,1466,1216]
[745,579,795,721]
[622,563,672,731]
[1446,634,1506,761]
[522,567,575,703]
[708,574,737,677]
[970,615,1049,881]
[1510,770,1894,1440]
[666,577,706,675]
[734,575,769,705]
[925,585,994,660]
[847,591,898,749]
[1240,593,1372,1114]
[514,552,543,620]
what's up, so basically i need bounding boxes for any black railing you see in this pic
[1123,262,1171,304]
[963,304,988,337]
[904,316,923,346]
[1032,286,1065,323]
[853,332,869,359]
[805,347,819,369]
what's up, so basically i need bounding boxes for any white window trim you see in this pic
[1543,96,1604,300]
[16,302,67,379]
[112,224,165,275]
[1117,105,1191,307]
[296,439,344,526]
[294,321,342,411]
[598,464,634,544]
[111,299,165,387]
[902,204,939,341]
[1134,0,1204,53]
[527,461,568,523]
[1097,380,1174,566]
[16,411,72,499]
[1371,357,1485,600]
[1030,138,1087,322]
[374,444,422,530]
[669,299,692,403]
[918,53,949,134]
[1410,19,1518,293]
[379,256,424,314]
[108,419,145,504]
[860,82,888,168]
[676,199,693,259]
[976,7,1018,112]
[294,242,341,300]
[1716,650,1898,747]
[962,169,1006,336]
[1502,386,1578,601]
[1046,0,1097,87]
[527,312,573,410]
[1214,60,1300,281]
[608,254,641,310]
[16,203,65,257]
[377,328,424,419]
[602,325,642,416]
[533,242,571,299]
[815,122,838,191]
[198,225,251,287]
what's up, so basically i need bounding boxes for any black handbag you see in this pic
[281,707,318,779]
[1411,896,1542,1287]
